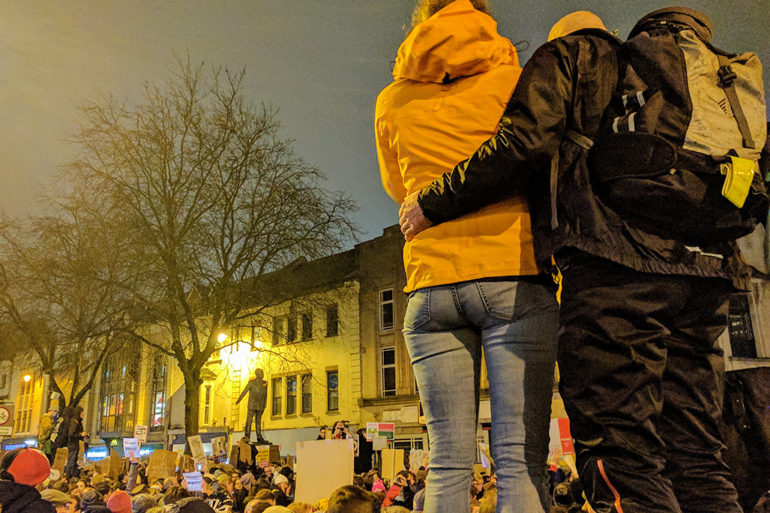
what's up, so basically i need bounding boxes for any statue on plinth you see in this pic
[237,368,269,444]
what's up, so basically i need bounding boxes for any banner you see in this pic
[380,448,404,483]
[52,448,68,474]
[211,436,227,458]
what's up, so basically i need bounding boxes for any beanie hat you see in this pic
[273,473,288,486]
[81,488,106,508]
[176,496,216,513]
[547,11,607,41]
[0,448,51,486]
[107,490,132,513]
[41,488,73,505]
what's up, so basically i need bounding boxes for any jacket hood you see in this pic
[393,0,517,83]
[0,480,54,513]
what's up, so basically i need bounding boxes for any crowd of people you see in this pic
[0,445,609,513]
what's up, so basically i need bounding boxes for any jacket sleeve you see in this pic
[375,102,409,204]
[417,41,575,224]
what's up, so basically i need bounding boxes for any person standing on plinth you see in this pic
[237,368,269,444]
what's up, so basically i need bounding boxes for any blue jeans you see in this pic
[404,279,558,513]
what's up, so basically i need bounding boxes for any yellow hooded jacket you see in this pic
[375,0,539,293]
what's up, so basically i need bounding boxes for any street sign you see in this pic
[0,426,12,436]
[0,405,12,426]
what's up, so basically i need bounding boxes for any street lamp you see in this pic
[22,374,31,383]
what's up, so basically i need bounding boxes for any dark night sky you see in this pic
[1,1,768,242]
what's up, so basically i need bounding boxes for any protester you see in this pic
[37,408,59,464]
[0,448,55,513]
[315,427,327,440]
[105,490,131,513]
[65,406,86,479]
[398,7,764,513]
[327,485,378,513]
[376,1,558,512]
[41,488,76,513]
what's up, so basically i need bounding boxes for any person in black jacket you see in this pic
[398,8,761,513]
[65,405,85,479]
[0,448,55,513]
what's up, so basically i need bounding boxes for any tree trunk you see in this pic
[183,371,202,455]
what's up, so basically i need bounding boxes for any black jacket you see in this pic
[0,480,56,513]
[417,30,755,288]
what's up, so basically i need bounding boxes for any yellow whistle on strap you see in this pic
[720,156,755,208]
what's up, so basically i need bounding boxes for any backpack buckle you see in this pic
[718,65,737,87]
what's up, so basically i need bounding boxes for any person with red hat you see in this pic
[0,447,56,513]
[105,489,132,513]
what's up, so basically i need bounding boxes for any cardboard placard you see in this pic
[51,447,69,475]
[238,439,252,465]
[180,454,196,473]
[123,438,140,459]
[294,439,354,505]
[188,435,205,460]
[211,436,227,458]
[377,423,395,440]
[95,456,110,476]
[365,422,378,442]
[109,449,123,480]
[148,450,178,483]
[380,448,404,484]
[183,471,203,492]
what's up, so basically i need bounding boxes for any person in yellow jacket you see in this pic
[375,1,558,512]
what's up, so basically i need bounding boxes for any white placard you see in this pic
[123,438,140,458]
[134,425,148,443]
[183,471,203,492]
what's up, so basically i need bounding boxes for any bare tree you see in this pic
[67,57,357,441]
[0,202,138,408]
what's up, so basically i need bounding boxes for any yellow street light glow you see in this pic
[22,374,31,382]
[217,333,228,344]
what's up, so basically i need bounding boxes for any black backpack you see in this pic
[49,417,67,449]
[584,7,768,246]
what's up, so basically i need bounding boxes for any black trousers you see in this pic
[556,251,742,513]
[244,408,264,441]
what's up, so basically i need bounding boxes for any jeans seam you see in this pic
[451,284,464,317]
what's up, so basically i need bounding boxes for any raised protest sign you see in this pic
[381,448,404,483]
[183,471,203,492]
[295,439,354,505]
[188,435,205,460]
[211,436,227,458]
[134,425,148,443]
[52,448,68,474]
[123,438,140,458]
[148,450,178,483]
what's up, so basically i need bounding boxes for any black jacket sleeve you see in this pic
[417,40,576,224]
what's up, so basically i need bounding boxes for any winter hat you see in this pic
[263,507,292,513]
[273,473,288,486]
[41,488,73,505]
[176,496,216,513]
[107,490,132,513]
[81,488,106,508]
[0,448,51,486]
[547,11,607,41]
[372,480,386,493]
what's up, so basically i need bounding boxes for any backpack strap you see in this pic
[717,54,757,149]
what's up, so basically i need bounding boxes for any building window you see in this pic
[327,370,339,411]
[201,385,212,425]
[149,361,167,431]
[380,289,394,331]
[728,295,757,358]
[302,313,313,341]
[301,373,312,413]
[286,376,297,415]
[14,374,34,433]
[287,317,297,343]
[99,346,139,433]
[326,306,339,337]
[272,377,283,416]
[272,317,284,345]
[381,347,397,397]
